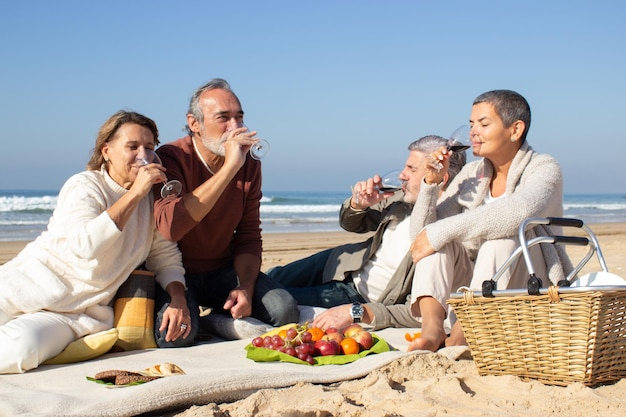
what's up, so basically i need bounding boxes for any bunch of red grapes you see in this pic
[251,324,317,364]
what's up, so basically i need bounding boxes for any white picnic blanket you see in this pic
[0,309,469,417]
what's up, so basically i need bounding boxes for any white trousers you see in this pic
[0,309,74,374]
[410,241,474,330]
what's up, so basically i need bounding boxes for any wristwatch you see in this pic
[350,302,364,323]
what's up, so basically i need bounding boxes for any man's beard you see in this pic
[200,136,225,156]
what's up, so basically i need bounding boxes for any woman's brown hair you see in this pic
[86,110,159,170]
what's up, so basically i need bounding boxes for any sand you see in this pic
[2,223,625,416]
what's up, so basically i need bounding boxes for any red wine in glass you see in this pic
[379,169,404,192]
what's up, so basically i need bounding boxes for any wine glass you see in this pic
[431,125,472,171]
[447,124,471,152]
[250,138,270,160]
[234,123,270,160]
[135,149,183,198]
[379,169,404,192]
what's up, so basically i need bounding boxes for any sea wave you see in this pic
[260,204,339,214]
[563,202,626,211]
[0,195,57,212]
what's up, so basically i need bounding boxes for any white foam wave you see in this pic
[0,195,58,212]
[564,202,626,211]
[260,204,339,214]
[0,219,48,226]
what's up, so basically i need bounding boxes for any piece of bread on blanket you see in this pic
[94,369,160,385]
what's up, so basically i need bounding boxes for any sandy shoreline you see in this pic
[2,224,625,416]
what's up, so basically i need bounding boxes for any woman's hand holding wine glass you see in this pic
[134,149,182,198]
[428,124,471,174]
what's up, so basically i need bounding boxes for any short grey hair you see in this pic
[185,78,236,136]
[473,89,531,142]
[408,135,466,186]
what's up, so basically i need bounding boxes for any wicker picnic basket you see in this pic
[447,217,626,387]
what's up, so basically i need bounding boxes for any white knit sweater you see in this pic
[0,167,185,336]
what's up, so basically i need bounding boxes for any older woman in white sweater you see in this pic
[0,111,190,373]
[408,90,573,352]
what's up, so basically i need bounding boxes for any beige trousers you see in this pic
[410,233,548,330]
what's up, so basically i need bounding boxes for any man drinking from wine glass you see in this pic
[152,78,299,347]
[266,135,467,348]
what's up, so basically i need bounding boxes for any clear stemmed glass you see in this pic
[379,169,404,192]
[431,125,472,171]
[235,123,270,160]
[135,149,182,198]
[250,138,270,160]
[447,124,471,152]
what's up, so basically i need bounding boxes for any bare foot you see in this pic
[408,296,447,352]
[407,327,446,352]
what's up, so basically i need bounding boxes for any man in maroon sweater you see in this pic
[153,78,299,347]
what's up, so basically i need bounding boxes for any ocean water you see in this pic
[1,189,625,242]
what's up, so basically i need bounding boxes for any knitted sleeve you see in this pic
[426,152,564,253]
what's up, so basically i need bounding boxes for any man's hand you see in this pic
[223,287,253,319]
[350,174,395,209]
[223,126,259,170]
[410,228,436,264]
[312,305,353,331]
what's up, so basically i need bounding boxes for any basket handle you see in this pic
[483,217,608,295]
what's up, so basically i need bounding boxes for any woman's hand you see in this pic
[410,228,436,264]
[132,162,167,198]
[424,146,450,185]
[159,282,191,342]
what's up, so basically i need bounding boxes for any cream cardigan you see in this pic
[410,142,573,283]
[0,167,185,337]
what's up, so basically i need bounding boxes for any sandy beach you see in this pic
[1,223,625,416]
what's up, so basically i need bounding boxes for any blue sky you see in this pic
[1,1,624,194]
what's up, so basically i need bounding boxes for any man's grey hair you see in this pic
[408,135,466,186]
[185,78,236,136]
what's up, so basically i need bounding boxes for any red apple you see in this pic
[342,323,364,338]
[314,339,340,356]
[352,330,374,350]
[326,327,339,334]
[321,332,344,345]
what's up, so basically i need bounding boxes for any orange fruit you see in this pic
[308,327,325,342]
[278,329,288,339]
[340,337,360,355]
[404,332,421,342]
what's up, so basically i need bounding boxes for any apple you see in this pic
[342,323,364,338]
[326,327,339,334]
[352,330,374,350]
[314,339,340,356]
[321,332,344,345]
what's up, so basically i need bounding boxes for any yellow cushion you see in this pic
[43,328,119,365]
[113,269,157,350]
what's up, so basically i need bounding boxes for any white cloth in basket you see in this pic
[570,271,626,287]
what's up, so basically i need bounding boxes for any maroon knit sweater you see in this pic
[154,136,263,274]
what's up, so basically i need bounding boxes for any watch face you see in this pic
[351,303,363,318]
